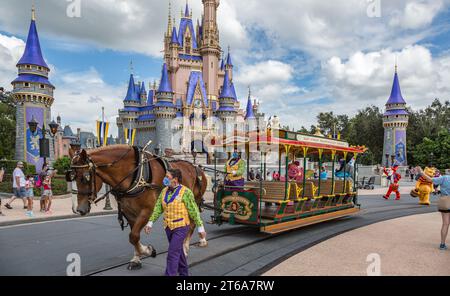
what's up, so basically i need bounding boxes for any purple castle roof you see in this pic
[245,94,256,119]
[219,71,234,99]
[171,26,179,44]
[158,63,173,93]
[178,18,197,49]
[124,74,139,102]
[17,20,48,69]
[12,74,54,88]
[386,71,406,105]
[186,71,208,107]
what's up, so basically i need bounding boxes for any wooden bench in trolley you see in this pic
[212,128,367,234]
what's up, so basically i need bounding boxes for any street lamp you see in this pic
[154,144,161,156]
[28,116,59,167]
[192,148,198,165]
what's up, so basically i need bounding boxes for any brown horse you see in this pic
[68,145,208,270]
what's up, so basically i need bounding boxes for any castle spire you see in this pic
[219,70,234,99]
[185,0,190,18]
[166,0,173,36]
[17,3,48,69]
[158,63,173,93]
[171,26,179,44]
[31,0,36,21]
[226,46,233,66]
[123,73,138,102]
[245,87,256,120]
[386,66,406,105]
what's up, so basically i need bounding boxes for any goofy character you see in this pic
[224,149,246,187]
[383,165,401,200]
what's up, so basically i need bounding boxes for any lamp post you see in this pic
[192,148,198,165]
[28,116,59,167]
[154,144,161,156]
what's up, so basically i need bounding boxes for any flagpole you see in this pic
[102,106,113,211]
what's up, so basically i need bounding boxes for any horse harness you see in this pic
[69,147,204,230]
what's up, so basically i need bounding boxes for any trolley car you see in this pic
[210,129,367,234]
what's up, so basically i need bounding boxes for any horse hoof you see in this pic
[148,245,157,258]
[127,261,142,270]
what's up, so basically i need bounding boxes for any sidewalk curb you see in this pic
[0,210,118,227]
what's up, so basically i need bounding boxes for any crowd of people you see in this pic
[0,162,57,217]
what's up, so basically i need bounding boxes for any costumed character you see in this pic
[335,158,351,179]
[410,166,436,206]
[280,161,304,182]
[383,165,401,200]
[224,150,246,187]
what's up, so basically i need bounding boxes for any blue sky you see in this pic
[0,0,449,135]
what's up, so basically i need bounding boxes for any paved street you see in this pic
[0,190,439,276]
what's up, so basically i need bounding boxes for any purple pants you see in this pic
[165,225,190,276]
[225,178,245,187]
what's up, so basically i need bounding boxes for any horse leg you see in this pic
[127,212,157,270]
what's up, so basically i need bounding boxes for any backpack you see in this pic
[35,175,42,188]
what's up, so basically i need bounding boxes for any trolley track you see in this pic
[88,198,436,276]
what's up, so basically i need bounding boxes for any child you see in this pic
[42,175,53,214]
[25,175,35,217]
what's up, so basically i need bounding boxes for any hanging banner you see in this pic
[124,128,136,146]
[96,121,110,147]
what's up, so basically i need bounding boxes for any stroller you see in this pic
[357,176,375,190]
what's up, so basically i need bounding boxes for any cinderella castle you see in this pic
[116,0,265,154]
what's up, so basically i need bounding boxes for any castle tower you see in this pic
[216,70,237,136]
[382,65,409,167]
[11,5,55,170]
[154,63,177,152]
[245,88,257,132]
[200,0,221,100]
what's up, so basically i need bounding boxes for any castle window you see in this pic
[26,65,31,69]
[38,66,42,71]
[24,83,30,87]
[40,84,45,89]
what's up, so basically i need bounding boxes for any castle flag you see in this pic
[124,128,136,146]
[96,121,110,147]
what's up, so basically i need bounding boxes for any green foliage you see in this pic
[0,160,36,175]
[0,91,16,160]
[303,100,449,166]
[53,156,71,173]
[0,176,68,196]
[413,129,450,169]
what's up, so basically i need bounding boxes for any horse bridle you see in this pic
[68,148,164,205]
[68,149,133,203]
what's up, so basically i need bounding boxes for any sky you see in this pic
[0,0,449,136]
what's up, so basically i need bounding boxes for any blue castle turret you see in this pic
[11,5,56,169]
[382,65,409,167]
[154,63,176,151]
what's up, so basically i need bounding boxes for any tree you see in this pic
[412,129,450,169]
[407,99,450,164]
[53,156,71,174]
[346,106,384,165]
[0,90,16,160]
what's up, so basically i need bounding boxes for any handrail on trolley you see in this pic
[222,185,267,196]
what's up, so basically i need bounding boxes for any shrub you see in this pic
[0,160,36,175]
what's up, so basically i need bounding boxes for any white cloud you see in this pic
[390,0,444,29]
[0,34,25,89]
[52,68,124,136]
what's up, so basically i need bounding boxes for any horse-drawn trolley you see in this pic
[210,129,367,234]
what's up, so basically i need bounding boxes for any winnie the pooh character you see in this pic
[410,166,435,206]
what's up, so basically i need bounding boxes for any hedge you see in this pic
[0,160,36,175]
[0,175,68,196]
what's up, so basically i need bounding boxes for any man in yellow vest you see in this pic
[224,149,246,187]
[144,169,206,276]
